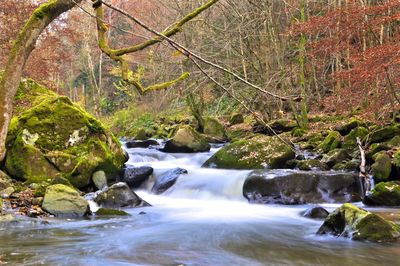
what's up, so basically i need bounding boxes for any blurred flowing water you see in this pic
[0,143,399,266]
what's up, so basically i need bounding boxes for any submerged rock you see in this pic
[303,206,329,219]
[363,181,400,206]
[95,208,129,216]
[94,183,150,208]
[317,203,400,242]
[161,125,210,153]
[42,184,89,217]
[151,168,188,195]
[243,170,361,204]
[5,80,127,189]
[203,135,295,169]
[122,166,153,188]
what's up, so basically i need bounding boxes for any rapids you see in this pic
[0,142,399,265]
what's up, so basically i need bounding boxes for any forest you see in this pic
[0,0,400,265]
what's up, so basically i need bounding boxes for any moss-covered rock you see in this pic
[94,182,150,208]
[95,208,129,216]
[42,184,89,217]
[332,159,359,172]
[317,131,342,153]
[335,118,367,136]
[363,182,400,206]
[371,153,392,181]
[291,128,307,138]
[342,127,369,150]
[317,203,400,242]
[367,124,400,144]
[229,113,244,125]
[321,149,351,168]
[5,80,127,189]
[297,159,329,171]
[161,125,210,153]
[203,135,295,169]
[203,117,227,141]
[253,119,297,135]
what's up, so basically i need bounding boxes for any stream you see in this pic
[0,143,399,265]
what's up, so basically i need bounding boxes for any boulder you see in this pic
[122,166,153,188]
[42,184,89,217]
[203,135,295,169]
[94,183,150,208]
[363,181,400,206]
[243,170,362,204]
[302,206,329,219]
[317,203,400,242]
[151,168,188,194]
[203,117,227,141]
[5,79,127,189]
[367,124,400,143]
[371,153,392,181]
[253,119,297,135]
[229,113,244,125]
[321,149,351,168]
[297,159,329,171]
[335,118,367,136]
[342,127,369,150]
[161,125,210,153]
[92,170,108,190]
[317,131,342,153]
[125,139,159,149]
[0,171,12,191]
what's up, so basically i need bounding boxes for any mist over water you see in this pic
[0,143,399,266]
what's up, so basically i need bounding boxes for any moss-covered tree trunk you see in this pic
[0,0,82,161]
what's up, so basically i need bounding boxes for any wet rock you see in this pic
[122,166,153,188]
[94,182,150,208]
[229,113,244,125]
[203,135,295,169]
[243,170,362,204]
[363,181,400,206]
[5,80,128,189]
[161,125,210,153]
[303,206,329,219]
[42,184,89,217]
[95,208,129,216]
[317,203,400,242]
[151,168,188,195]
[125,139,159,149]
[92,170,108,190]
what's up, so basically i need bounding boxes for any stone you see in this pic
[371,153,392,181]
[0,171,12,191]
[151,168,188,195]
[122,166,153,188]
[335,118,367,136]
[229,113,244,125]
[161,125,210,153]
[363,181,400,206]
[95,208,129,216]
[297,159,329,171]
[203,117,227,141]
[317,131,342,153]
[302,206,329,219]
[0,187,15,198]
[367,124,400,143]
[42,184,89,217]
[342,127,369,149]
[94,182,150,208]
[253,119,297,135]
[125,139,159,149]
[5,79,127,189]
[92,170,108,190]
[321,149,351,168]
[317,203,400,242]
[203,135,295,169]
[243,170,362,204]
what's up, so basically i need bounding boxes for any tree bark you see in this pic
[0,0,82,161]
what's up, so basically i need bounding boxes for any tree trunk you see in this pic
[0,0,82,161]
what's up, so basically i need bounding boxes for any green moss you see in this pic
[203,135,295,169]
[95,208,129,216]
[354,214,400,242]
[342,127,369,150]
[363,181,400,206]
[318,131,342,153]
[203,117,226,140]
[291,128,307,138]
[367,125,400,143]
[371,153,392,181]
[297,159,329,171]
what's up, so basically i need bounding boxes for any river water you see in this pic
[0,144,399,265]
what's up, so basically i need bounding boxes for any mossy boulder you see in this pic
[335,118,367,136]
[371,153,392,181]
[342,127,369,150]
[367,124,400,144]
[297,159,329,171]
[321,149,351,168]
[318,131,342,153]
[203,135,295,169]
[317,203,400,242]
[363,182,400,206]
[203,117,227,141]
[253,119,297,135]
[42,184,89,217]
[5,80,127,189]
[161,125,210,153]
[229,113,244,125]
